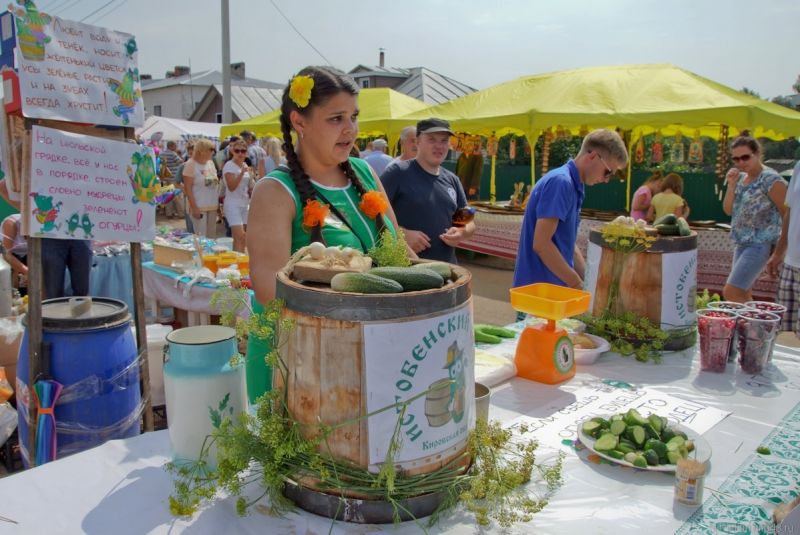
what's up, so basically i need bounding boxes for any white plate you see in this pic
[577,415,712,473]
[572,334,611,365]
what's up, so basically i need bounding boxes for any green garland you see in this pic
[167,288,564,530]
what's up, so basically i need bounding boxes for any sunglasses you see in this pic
[731,153,752,163]
[597,153,615,177]
[232,149,247,154]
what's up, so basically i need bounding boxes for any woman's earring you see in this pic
[299,131,304,140]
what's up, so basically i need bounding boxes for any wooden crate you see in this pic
[153,244,194,268]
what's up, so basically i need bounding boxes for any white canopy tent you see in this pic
[135,116,227,146]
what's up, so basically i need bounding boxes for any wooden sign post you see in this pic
[1,2,154,465]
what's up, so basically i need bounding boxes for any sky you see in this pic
[30,0,800,100]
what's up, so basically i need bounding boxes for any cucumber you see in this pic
[606,450,625,460]
[616,442,635,455]
[582,420,601,437]
[667,435,686,448]
[624,452,638,465]
[474,324,516,338]
[648,414,663,433]
[654,214,678,226]
[368,266,444,292]
[644,439,667,459]
[474,330,501,344]
[626,425,646,446]
[594,433,619,452]
[632,455,648,468]
[643,449,659,466]
[655,223,680,235]
[330,272,403,294]
[685,439,695,453]
[624,409,649,427]
[677,217,692,236]
[609,420,627,436]
[644,423,661,440]
[412,261,452,281]
[666,451,681,464]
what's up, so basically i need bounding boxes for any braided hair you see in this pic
[279,66,386,246]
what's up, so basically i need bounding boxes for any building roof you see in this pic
[189,84,284,122]
[348,65,476,105]
[393,67,475,105]
[141,69,283,91]
[348,64,411,78]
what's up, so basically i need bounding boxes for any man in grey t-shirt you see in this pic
[381,118,475,263]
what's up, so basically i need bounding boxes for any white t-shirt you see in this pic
[185,159,219,211]
[222,160,251,205]
[785,162,800,268]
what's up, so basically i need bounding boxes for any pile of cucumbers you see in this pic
[580,408,695,468]
[474,324,516,344]
[329,262,453,294]
[653,214,692,237]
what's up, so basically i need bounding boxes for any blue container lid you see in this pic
[25,297,131,332]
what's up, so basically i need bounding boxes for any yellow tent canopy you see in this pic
[400,63,800,202]
[219,87,429,151]
[402,63,800,140]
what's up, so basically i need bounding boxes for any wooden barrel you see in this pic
[585,229,698,349]
[274,264,474,498]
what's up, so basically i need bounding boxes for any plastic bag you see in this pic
[0,366,12,403]
[0,402,16,448]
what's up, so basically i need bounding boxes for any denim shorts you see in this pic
[726,242,772,290]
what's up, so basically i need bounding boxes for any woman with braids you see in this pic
[247,66,405,303]
[244,66,406,400]
[722,131,788,303]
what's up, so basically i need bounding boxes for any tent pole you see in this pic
[528,132,540,187]
[625,131,635,212]
[490,155,496,203]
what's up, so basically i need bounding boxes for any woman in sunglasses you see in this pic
[722,131,788,302]
[222,139,252,252]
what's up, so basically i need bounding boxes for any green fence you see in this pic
[443,161,731,222]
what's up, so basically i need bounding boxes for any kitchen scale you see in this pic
[509,283,591,384]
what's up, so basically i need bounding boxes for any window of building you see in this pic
[153,105,162,116]
[215,113,223,123]
[360,79,369,89]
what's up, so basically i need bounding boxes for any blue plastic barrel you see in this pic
[17,297,141,466]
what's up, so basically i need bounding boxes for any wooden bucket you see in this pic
[585,229,698,349]
[274,264,474,498]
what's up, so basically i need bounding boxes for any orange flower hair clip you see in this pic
[302,199,329,230]
[289,75,314,108]
[358,191,389,219]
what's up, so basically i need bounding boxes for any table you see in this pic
[459,211,779,301]
[142,262,219,326]
[1,341,798,534]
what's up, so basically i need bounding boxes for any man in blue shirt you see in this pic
[513,129,628,289]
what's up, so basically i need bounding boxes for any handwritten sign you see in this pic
[11,3,143,126]
[509,379,730,450]
[29,125,156,242]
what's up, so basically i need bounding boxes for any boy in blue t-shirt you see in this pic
[513,129,628,291]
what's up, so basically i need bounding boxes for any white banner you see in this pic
[13,7,143,126]
[363,301,474,467]
[29,125,156,242]
[584,241,602,308]
[661,249,697,329]
[510,379,730,450]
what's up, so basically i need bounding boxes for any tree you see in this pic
[793,74,800,95]
[740,87,762,98]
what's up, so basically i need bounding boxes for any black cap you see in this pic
[416,118,454,137]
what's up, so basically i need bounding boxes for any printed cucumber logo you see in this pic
[391,310,471,449]
[424,341,466,428]
[553,336,574,374]
[30,191,63,232]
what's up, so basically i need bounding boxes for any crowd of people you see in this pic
[0,64,795,340]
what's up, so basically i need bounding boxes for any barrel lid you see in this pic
[36,297,131,330]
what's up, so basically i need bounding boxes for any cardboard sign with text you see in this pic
[12,6,143,127]
[29,125,156,242]
[363,301,474,468]
[510,379,730,450]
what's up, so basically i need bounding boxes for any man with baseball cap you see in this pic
[381,118,475,263]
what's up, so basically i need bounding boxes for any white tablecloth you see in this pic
[1,345,798,534]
